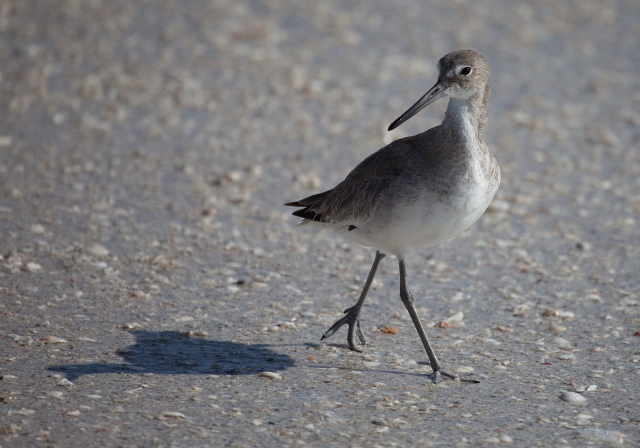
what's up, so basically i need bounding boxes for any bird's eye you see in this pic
[460,66,472,76]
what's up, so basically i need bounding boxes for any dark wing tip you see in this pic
[284,201,301,207]
[291,207,321,221]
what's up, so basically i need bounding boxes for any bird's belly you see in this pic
[340,184,496,257]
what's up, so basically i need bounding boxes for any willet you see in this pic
[285,50,500,383]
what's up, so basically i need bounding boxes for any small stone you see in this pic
[47,391,64,400]
[257,371,282,380]
[160,411,187,419]
[552,337,571,347]
[14,408,36,416]
[57,378,74,387]
[187,330,209,338]
[41,336,67,344]
[447,311,464,322]
[122,322,141,330]
[224,171,243,183]
[500,434,514,444]
[576,413,593,426]
[66,410,81,416]
[87,243,109,257]
[585,293,602,303]
[549,323,567,334]
[10,334,33,346]
[1,375,18,380]
[25,262,42,272]
[30,224,46,234]
[77,337,97,342]
[559,391,586,403]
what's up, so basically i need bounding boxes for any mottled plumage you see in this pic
[285,50,500,383]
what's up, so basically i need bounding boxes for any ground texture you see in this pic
[1,1,639,447]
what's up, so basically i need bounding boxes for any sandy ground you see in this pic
[1,1,639,447]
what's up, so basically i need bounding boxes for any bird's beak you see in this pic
[388,81,449,131]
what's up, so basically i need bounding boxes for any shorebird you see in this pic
[285,50,500,383]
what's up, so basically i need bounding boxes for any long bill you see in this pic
[388,81,449,131]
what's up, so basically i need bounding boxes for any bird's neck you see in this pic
[441,84,489,145]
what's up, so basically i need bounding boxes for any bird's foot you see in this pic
[321,306,366,352]
[431,368,480,384]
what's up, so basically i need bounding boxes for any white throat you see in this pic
[444,98,480,146]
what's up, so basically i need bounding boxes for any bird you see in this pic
[285,50,500,383]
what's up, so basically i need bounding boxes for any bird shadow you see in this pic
[48,330,294,381]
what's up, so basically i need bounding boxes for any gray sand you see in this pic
[1,1,639,447]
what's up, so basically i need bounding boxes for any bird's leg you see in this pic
[398,259,480,384]
[321,251,385,352]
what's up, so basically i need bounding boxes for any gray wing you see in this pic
[285,137,418,224]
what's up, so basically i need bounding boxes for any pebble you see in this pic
[87,243,109,257]
[576,413,593,426]
[57,378,74,387]
[559,391,586,403]
[549,323,567,334]
[67,410,81,416]
[160,411,187,419]
[447,311,464,322]
[257,371,282,380]
[187,330,208,338]
[42,336,68,344]
[1,375,18,380]
[25,262,42,272]
[87,261,108,268]
[30,224,46,234]
[47,391,64,400]
[552,337,571,347]
[500,434,514,444]
[10,334,33,346]
[575,385,598,392]
[224,170,243,183]
[14,408,36,416]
